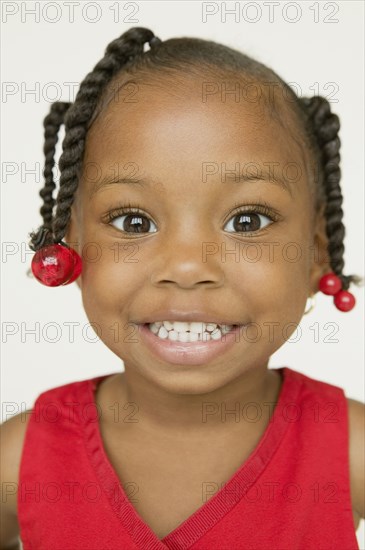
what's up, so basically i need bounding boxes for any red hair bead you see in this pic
[62,247,82,285]
[318,273,342,295]
[31,243,82,287]
[333,290,356,312]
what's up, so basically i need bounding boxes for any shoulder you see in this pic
[347,397,365,527]
[0,411,32,513]
[0,410,32,545]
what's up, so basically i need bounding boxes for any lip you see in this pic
[134,308,241,325]
[137,323,245,366]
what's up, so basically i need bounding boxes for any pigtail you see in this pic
[300,96,363,291]
[28,27,161,251]
[29,102,71,251]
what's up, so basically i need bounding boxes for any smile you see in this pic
[148,321,236,342]
[137,322,245,366]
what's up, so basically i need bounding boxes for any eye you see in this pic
[224,206,275,234]
[104,202,278,236]
[106,206,157,235]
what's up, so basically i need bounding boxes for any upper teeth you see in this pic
[148,321,234,334]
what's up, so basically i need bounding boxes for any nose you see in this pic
[149,236,225,289]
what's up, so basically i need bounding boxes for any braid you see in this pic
[29,102,71,250]
[28,27,160,251]
[299,96,363,291]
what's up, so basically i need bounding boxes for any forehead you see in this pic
[81,72,308,193]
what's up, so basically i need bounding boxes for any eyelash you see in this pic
[229,201,280,222]
[103,200,281,235]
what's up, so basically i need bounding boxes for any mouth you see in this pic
[143,321,241,342]
[137,322,245,366]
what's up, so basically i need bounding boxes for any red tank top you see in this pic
[17,366,359,549]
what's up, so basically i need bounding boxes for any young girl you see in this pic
[1,26,364,550]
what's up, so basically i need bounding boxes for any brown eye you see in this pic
[111,213,157,234]
[224,212,273,233]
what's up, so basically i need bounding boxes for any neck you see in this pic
[107,364,282,438]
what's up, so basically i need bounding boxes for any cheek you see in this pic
[80,242,146,318]
[228,240,310,321]
[228,246,310,352]
[79,244,149,356]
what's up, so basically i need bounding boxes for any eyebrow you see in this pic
[89,175,155,198]
[222,171,294,197]
[89,169,294,198]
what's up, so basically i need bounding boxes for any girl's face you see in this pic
[66,73,328,394]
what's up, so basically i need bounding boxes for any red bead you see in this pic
[333,290,356,312]
[31,244,75,287]
[62,248,82,285]
[318,273,342,295]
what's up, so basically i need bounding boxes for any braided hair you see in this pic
[28,26,362,292]
[294,95,362,291]
[28,27,159,250]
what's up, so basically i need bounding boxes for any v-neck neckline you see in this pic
[79,366,298,549]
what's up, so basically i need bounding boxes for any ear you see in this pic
[309,203,330,295]
[64,204,82,291]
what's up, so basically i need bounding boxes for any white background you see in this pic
[1,1,364,547]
